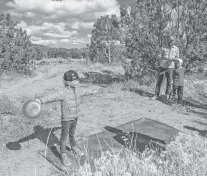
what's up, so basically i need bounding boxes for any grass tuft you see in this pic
[71,131,207,176]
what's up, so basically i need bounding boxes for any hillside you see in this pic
[0,61,206,176]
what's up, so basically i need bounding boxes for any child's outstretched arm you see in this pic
[81,86,99,97]
[36,91,64,104]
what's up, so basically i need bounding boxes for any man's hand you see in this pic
[35,99,41,104]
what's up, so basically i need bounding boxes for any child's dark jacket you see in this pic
[173,67,185,86]
[40,86,95,121]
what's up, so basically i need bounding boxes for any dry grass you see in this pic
[69,131,207,176]
[0,92,58,144]
[65,74,207,176]
[45,68,59,79]
[36,58,71,65]
[0,94,18,115]
[88,62,103,70]
[1,62,207,176]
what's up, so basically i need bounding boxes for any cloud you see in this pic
[70,21,94,29]
[17,21,78,38]
[29,36,57,45]
[44,31,78,38]
[32,39,58,46]
[7,9,23,18]
[31,36,90,47]
[87,34,92,38]
[7,0,120,48]
[6,0,120,21]
[17,20,89,47]
[30,36,42,41]
[17,20,27,28]
[24,12,37,18]
[60,39,69,43]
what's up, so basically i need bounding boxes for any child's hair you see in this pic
[63,70,79,81]
[177,58,183,65]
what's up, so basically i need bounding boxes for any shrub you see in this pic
[44,67,59,79]
[72,132,207,176]
[0,94,17,115]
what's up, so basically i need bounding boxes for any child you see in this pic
[172,58,185,104]
[35,70,99,166]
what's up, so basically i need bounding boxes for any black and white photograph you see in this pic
[0,0,207,175]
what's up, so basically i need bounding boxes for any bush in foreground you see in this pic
[72,132,207,176]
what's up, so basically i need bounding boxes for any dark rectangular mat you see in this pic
[40,118,181,173]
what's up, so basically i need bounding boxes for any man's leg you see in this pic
[60,121,72,166]
[177,86,184,104]
[151,67,165,100]
[165,68,173,99]
[69,118,84,156]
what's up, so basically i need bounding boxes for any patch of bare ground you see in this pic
[0,62,206,176]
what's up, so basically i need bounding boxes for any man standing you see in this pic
[151,45,179,100]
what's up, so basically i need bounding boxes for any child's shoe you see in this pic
[61,153,72,166]
[169,95,176,103]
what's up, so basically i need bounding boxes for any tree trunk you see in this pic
[108,44,111,63]
[86,56,89,68]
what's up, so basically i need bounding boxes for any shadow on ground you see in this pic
[183,126,207,138]
[82,118,180,161]
[6,125,62,150]
[127,88,171,105]
[127,88,207,111]
[79,70,125,85]
[104,126,166,153]
[192,120,207,127]
[5,118,180,174]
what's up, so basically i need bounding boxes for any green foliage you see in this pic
[120,0,207,79]
[0,12,87,76]
[81,45,90,59]
[41,46,84,59]
[0,94,18,115]
[0,13,33,75]
[70,48,82,59]
[89,15,121,63]
[176,0,207,73]
[47,47,71,59]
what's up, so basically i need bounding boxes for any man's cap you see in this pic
[63,70,79,81]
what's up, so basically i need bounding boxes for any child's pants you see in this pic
[172,85,184,102]
[60,119,77,154]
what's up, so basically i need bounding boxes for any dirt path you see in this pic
[1,64,206,176]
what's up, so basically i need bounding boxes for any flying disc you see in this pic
[22,100,42,119]
[6,142,21,150]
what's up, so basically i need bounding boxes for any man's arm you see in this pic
[38,91,64,104]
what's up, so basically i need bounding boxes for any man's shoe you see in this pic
[150,96,158,100]
[71,146,84,156]
[61,153,72,166]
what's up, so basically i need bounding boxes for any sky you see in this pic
[0,0,134,49]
